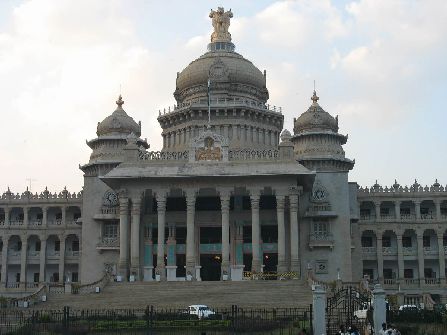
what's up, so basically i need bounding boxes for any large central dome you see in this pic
[174,8,268,104]
[158,8,283,152]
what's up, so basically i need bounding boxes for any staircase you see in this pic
[39,280,313,310]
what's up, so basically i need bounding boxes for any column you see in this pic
[312,286,326,335]
[23,207,29,227]
[396,233,404,281]
[1,236,9,286]
[374,201,381,220]
[4,208,10,225]
[416,231,424,286]
[58,235,65,283]
[118,194,129,280]
[220,190,231,278]
[276,194,286,273]
[394,201,401,221]
[289,193,300,274]
[143,224,154,281]
[373,285,387,334]
[437,232,445,284]
[376,233,384,283]
[415,201,421,220]
[435,199,442,221]
[42,207,48,227]
[250,189,262,273]
[130,196,142,279]
[61,206,67,226]
[185,190,196,279]
[39,237,47,282]
[156,192,167,280]
[20,235,28,288]
[166,225,177,281]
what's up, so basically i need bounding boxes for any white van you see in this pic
[188,305,216,319]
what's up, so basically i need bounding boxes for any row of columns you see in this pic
[117,187,301,281]
[369,199,445,220]
[0,234,70,287]
[163,125,280,149]
[375,230,446,284]
[0,206,77,226]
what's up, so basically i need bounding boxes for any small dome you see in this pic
[280,129,292,142]
[97,95,141,137]
[294,91,338,134]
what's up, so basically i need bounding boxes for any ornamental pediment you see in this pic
[189,129,229,162]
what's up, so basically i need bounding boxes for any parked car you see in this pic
[398,304,419,311]
[188,305,216,319]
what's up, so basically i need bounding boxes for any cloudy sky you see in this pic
[1,0,446,194]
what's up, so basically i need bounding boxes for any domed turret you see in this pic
[292,90,354,171]
[97,95,141,136]
[158,8,283,151]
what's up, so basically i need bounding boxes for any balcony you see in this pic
[362,246,377,254]
[423,247,438,256]
[27,251,40,259]
[9,220,24,226]
[420,214,435,221]
[379,214,396,222]
[7,251,21,261]
[94,207,119,220]
[308,232,334,250]
[402,246,417,256]
[425,278,440,285]
[400,214,415,222]
[359,215,375,222]
[48,219,63,226]
[382,247,398,256]
[65,250,80,257]
[47,251,60,259]
[304,204,337,218]
[383,279,397,287]
[96,237,119,251]
[28,220,42,226]
[404,278,419,286]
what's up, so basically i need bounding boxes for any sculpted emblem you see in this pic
[195,137,222,161]
[209,57,229,81]
[209,7,233,43]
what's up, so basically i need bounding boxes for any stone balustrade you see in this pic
[362,246,377,254]
[423,246,438,255]
[382,247,397,255]
[402,246,417,256]
[0,187,82,201]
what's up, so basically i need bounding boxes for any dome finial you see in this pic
[209,7,233,43]
[116,95,124,109]
[311,90,319,104]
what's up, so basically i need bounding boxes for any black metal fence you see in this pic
[0,305,312,334]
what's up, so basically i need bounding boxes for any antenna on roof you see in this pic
[25,178,37,193]
[313,80,316,92]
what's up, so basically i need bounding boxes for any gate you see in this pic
[326,286,372,335]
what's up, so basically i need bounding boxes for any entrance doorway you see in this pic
[200,254,221,281]
[264,253,278,272]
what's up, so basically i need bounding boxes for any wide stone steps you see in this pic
[39,280,313,310]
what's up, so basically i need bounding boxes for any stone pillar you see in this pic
[166,225,177,281]
[118,193,129,280]
[376,234,384,283]
[396,233,404,281]
[23,207,29,227]
[4,208,9,225]
[39,237,47,283]
[20,235,28,288]
[61,206,67,226]
[374,201,381,220]
[415,201,421,220]
[231,221,245,281]
[312,285,326,335]
[42,207,48,227]
[143,224,153,281]
[1,236,9,286]
[394,201,401,220]
[417,231,425,286]
[437,232,446,284]
[289,192,300,274]
[58,235,65,283]
[435,199,442,221]
[250,189,262,273]
[156,192,167,280]
[130,196,142,279]
[373,284,387,334]
[220,190,231,278]
[185,190,196,279]
[276,194,287,273]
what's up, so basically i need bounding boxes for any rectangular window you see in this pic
[383,268,393,279]
[72,240,79,252]
[35,241,41,252]
[17,241,22,251]
[402,237,412,248]
[382,236,391,248]
[16,273,20,283]
[104,223,118,238]
[423,236,431,248]
[55,240,60,252]
[72,272,79,282]
[361,236,373,247]
[33,273,39,283]
[404,268,414,279]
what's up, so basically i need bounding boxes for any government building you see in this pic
[1,8,446,303]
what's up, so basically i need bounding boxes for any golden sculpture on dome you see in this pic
[209,7,233,43]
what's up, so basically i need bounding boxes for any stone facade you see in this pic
[0,7,446,304]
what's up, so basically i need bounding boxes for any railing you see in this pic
[65,250,80,257]
[380,214,396,221]
[421,214,435,220]
[72,273,111,294]
[8,284,47,308]
[101,207,118,215]
[309,232,334,241]
[404,278,419,286]
[383,279,396,285]
[359,215,375,221]
[9,220,24,226]
[5,282,20,288]
[400,214,415,221]
[8,251,21,259]
[48,219,63,225]
[425,278,440,285]
[97,237,119,248]
[26,282,39,289]
[140,150,189,161]
[382,247,397,255]
[28,219,42,226]
[1,188,82,200]
[228,149,279,161]
[48,283,65,294]
[27,251,40,258]
[423,247,438,255]
[47,251,60,257]
[403,246,417,255]
[362,246,377,254]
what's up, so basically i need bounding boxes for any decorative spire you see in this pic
[116,95,124,109]
[311,90,319,104]
[209,7,233,43]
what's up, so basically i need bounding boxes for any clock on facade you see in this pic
[103,190,119,207]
